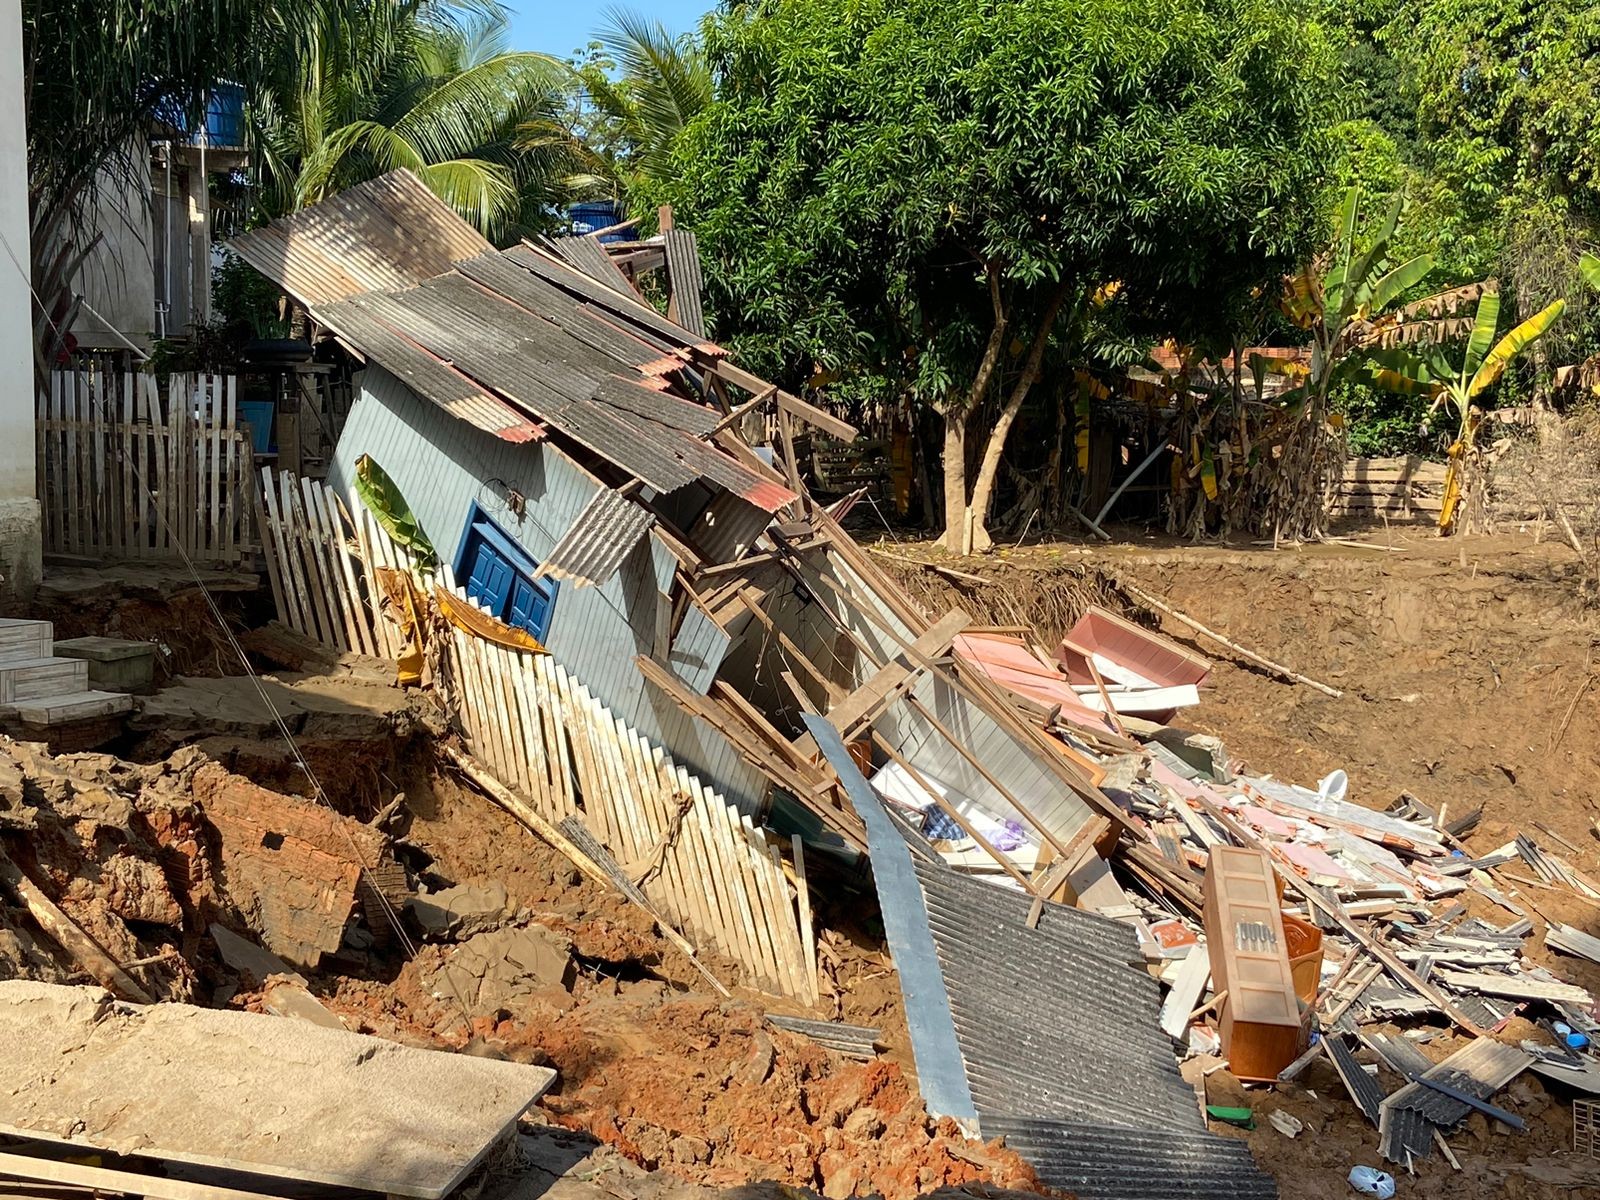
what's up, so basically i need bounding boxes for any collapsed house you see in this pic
[193,169,1600,1199]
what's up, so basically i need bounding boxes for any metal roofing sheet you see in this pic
[663,228,706,338]
[913,855,1203,1133]
[815,712,1273,1200]
[229,171,491,306]
[507,245,721,354]
[1325,1036,1386,1126]
[982,1117,1278,1200]
[316,297,542,442]
[536,488,655,588]
[550,235,640,297]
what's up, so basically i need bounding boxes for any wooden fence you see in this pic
[37,369,255,563]
[256,467,818,998]
[1328,456,1448,523]
[254,467,425,659]
[442,623,818,1002]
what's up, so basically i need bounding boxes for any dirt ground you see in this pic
[869,524,1600,1198]
[10,524,1600,1200]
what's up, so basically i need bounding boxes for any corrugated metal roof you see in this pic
[316,296,544,442]
[232,171,794,510]
[913,855,1202,1132]
[663,228,706,338]
[549,235,640,297]
[537,488,655,588]
[981,1117,1277,1200]
[230,173,491,306]
[1325,1036,1385,1126]
[810,711,1277,1200]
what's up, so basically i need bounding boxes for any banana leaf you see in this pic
[1467,299,1566,398]
[1340,192,1404,321]
[1461,291,1502,383]
[1580,252,1600,292]
[353,454,438,567]
[1364,254,1434,316]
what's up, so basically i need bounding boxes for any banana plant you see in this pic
[1369,290,1566,531]
[1582,251,1600,291]
[1280,187,1437,414]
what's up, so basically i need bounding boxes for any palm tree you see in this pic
[23,0,338,386]
[252,1,583,241]
[578,5,712,190]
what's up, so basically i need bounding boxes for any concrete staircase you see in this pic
[0,619,133,726]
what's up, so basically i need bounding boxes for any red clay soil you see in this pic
[324,758,1046,1200]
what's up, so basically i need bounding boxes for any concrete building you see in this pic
[72,88,247,352]
[0,0,40,599]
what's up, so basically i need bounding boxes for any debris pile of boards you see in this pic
[927,603,1600,1176]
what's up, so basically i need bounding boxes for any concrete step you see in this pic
[13,689,133,726]
[0,619,52,664]
[0,656,89,703]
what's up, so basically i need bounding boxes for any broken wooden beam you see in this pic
[0,851,152,1003]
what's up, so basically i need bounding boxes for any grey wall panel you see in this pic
[330,367,768,812]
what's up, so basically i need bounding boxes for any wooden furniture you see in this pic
[1203,846,1305,1082]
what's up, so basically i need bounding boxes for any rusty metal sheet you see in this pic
[229,171,491,306]
[549,235,640,297]
[536,488,655,588]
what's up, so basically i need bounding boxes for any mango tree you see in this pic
[647,0,1331,552]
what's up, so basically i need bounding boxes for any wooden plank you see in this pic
[792,834,818,1003]
[1433,969,1592,1004]
[825,609,971,735]
[0,1149,293,1200]
[224,376,239,559]
[0,851,152,1003]
[1160,949,1213,1040]
[304,480,359,652]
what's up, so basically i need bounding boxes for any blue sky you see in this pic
[503,2,711,59]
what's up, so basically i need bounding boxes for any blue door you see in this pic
[454,505,557,640]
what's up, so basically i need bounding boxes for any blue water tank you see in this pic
[567,200,629,243]
[155,83,246,149]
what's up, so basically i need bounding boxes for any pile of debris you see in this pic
[886,599,1600,1184]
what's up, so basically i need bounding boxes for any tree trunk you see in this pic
[965,280,1071,552]
[941,415,967,553]
[937,262,1009,553]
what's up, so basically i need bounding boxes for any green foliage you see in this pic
[579,7,713,192]
[22,0,334,376]
[213,256,290,339]
[252,1,584,240]
[1331,380,1431,457]
[649,0,1332,404]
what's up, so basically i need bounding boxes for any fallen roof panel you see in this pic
[537,488,656,588]
[550,234,640,297]
[0,981,554,1200]
[981,1117,1278,1200]
[229,172,492,306]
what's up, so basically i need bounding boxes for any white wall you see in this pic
[0,0,40,599]
[70,153,157,350]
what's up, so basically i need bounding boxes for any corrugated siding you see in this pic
[668,603,732,695]
[329,367,768,812]
[790,548,1095,845]
[915,856,1200,1130]
[980,1118,1278,1200]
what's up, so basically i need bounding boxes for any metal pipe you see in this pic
[1094,440,1170,527]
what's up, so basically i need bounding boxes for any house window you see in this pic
[453,503,557,640]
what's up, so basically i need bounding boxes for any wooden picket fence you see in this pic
[254,466,432,660]
[258,465,818,999]
[37,369,255,563]
[442,623,818,1002]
